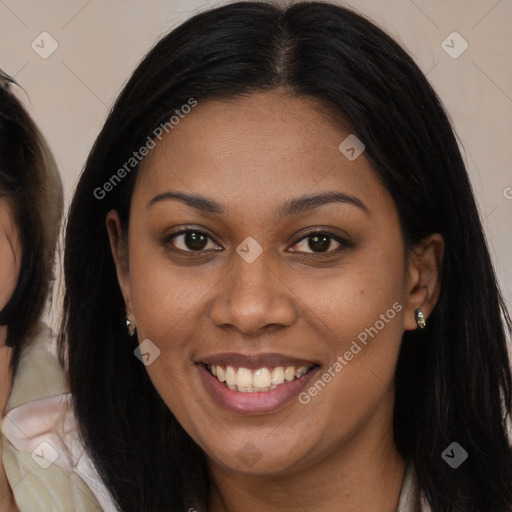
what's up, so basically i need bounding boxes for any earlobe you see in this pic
[403,233,444,331]
[105,210,134,317]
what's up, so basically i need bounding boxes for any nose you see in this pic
[209,247,297,336]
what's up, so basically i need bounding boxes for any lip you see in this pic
[197,362,321,415]
[198,352,317,370]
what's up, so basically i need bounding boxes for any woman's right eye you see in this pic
[164,229,221,253]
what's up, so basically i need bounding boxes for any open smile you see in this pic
[196,355,320,414]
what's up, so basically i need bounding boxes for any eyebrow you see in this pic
[147,190,369,217]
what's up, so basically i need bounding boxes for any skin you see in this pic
[0,195,21,511]
[0,196,20,320]
[107,90,443,512]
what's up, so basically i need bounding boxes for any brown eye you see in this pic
[289,230,350,255]
[306,234,332,253]
[165,229,219,252]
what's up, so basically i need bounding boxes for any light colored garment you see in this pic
[398,462,431,512]
[0,322,117,512]
[0,343,17,511]
[0,322,430,512]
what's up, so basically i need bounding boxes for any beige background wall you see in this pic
[0,0,510,331]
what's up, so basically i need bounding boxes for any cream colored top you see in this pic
[0,322,429,512]
[1,323,116,512]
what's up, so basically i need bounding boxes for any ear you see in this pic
[106,210,135,323]
[403,233,444,331]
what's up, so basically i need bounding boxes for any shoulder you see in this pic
[5,322,66,412]
[0,323,118,512]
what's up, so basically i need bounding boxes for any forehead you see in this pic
[133,91,393,221]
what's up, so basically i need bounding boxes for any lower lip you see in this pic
[197,364,320,415]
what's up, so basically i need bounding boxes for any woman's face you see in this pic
[0,196,21,316]
[108,90,441,476]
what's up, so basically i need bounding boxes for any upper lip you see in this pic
[197,352,318,369]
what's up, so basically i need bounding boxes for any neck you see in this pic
[208,394,406,512]
[0,325,7,348]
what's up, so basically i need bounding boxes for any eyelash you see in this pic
[163,228,351,257]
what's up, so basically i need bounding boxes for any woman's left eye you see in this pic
[288,231,349,255]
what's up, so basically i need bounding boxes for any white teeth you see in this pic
[271,367,285,385]
[284,366,295,381]
[236,368,253,388]
[225,366,237,386]
[209,363,313,392]
[253,368,271,388]
[295,366,308,378]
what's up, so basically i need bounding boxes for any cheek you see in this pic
[127,251,206,419]
[128,243,214,357]
[297,243,405,342]
[292,241,406,418]
[0,228,21,312]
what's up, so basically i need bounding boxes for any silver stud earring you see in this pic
[126,317,136,337]
[415,308,426,329]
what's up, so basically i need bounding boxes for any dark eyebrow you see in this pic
[147,190,369,217]
[279,191,368,217]
[148,191,224,214]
